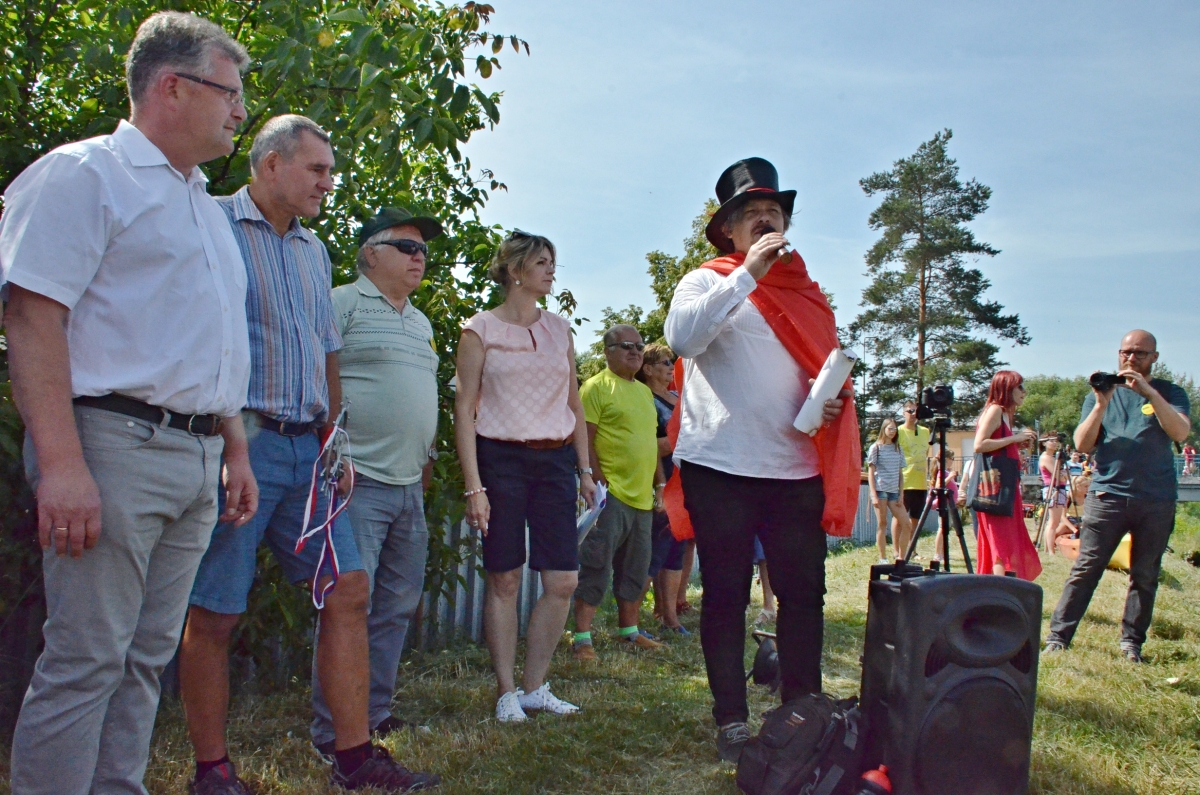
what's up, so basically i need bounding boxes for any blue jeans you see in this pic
[189,422,362,615]
[311,477,429,744]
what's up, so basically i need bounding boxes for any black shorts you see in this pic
[476,436,579,573]
[902,489,928,520]
[647,510,684,576]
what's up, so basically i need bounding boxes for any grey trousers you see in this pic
[311,477,429,744]
[10,407,222,795]
[1047,492,1176,649]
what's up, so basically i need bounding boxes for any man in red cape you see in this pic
[663,157,860,763]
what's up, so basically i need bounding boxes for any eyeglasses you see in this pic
[375,238,429,257]
[607,341,645,352]
[174,72,244,105]
[1118,349,1153,360]
[903,408,916,414]
[507,228,537,240]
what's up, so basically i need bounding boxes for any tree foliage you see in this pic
[576,200,721,379]
[1015,375,1092,439]
[0,0,528,674]
[848,130,1029,424]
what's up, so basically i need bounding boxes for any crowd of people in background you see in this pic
[0,10,1194,795]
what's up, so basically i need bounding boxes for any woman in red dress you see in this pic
[973,371,1042,580]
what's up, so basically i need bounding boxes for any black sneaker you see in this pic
[331,744,440,791]
[314,738,336,765]
[373,714,416,738]
[189,761,251,795]
[1121,645,1144,664]
[716,722,751,764]
[1043,640,1067,654]
[316,717,417,764]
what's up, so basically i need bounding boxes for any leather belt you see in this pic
[523,438,572,450]
[251,411,320,437]
[74,394,223,436]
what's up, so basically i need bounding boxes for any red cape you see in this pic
[664,251,861,538]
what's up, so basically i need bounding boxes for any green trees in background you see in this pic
[0,0,527,691]
[1015,375,1092,439]
[576,200,719,380]
[848,129,1029,424]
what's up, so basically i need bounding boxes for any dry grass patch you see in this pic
[2,520,1199,793]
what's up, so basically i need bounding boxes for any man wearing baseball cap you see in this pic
[309,207,444,759]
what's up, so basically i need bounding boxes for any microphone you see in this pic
[760,224,792,265]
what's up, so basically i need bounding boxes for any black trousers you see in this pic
[1047,493,1176,648]
[680,461,827,726]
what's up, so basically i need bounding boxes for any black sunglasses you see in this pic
[607,341,645,352]
[174,72,244,105]
[375,238,429,257]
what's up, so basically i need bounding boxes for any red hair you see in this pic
[986,370,1024,410]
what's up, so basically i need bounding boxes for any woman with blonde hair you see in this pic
[973,370,1042,579]
[867,417,911,563]
[455,230,597,722]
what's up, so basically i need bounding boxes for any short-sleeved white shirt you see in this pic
[0,121,250,416]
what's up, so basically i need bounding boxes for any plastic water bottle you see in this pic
[854,765,892,795]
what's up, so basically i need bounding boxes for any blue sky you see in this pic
[460,1,1200,379]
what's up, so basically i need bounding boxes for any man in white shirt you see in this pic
[665,157,854,763]
[0,12,257,795]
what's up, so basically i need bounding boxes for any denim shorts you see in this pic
[476,436,579,573]
[878,491,901,503]
[190,420,362,615]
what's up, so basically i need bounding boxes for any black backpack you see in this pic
[737,694,866,795]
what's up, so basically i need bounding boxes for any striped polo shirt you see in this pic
[332,276,438,485]
[217,186,341,424]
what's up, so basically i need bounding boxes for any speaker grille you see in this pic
[914,677,1031,795]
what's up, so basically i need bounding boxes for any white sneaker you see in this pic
[517,683,580,715]
[495,690,527,723]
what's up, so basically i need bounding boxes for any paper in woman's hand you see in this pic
[577,482,608,546]
[792,348,858,436]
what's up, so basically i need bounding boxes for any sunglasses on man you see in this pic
[374,238,429,257]
[607,341,645,352]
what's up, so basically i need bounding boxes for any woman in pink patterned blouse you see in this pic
[455,231,597,723]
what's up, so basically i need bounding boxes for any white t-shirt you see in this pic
[0,121,250,416]
[664,265,819,480]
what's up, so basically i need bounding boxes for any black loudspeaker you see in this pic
[860,564,1042,795]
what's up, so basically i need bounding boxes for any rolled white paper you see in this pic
[793,348,858,436]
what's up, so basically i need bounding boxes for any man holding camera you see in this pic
[1045,330,1190,663]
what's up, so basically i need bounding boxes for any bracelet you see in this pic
[463,487,487,498]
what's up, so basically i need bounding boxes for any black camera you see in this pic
[1089,372,1124,392]
[916,384,955,420]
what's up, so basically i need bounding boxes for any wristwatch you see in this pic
[577,466,594,476]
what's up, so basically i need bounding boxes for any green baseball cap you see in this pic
[358,206,443,245]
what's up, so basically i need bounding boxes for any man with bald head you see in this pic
[1045,330,1191,663]
[573,324,666,658]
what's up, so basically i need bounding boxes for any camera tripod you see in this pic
[1033,443,1067,551]
[903,416,974,573]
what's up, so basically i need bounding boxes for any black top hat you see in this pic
[358,206,444,246]
[704,157,796,253]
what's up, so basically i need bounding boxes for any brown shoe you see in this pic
[620,633,663,651]
[573,642,598,662]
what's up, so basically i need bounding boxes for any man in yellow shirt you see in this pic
[895,400,932,553]
[574,325,665,659]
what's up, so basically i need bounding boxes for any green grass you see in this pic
[3,521,1199,794]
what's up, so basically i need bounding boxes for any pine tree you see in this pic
[849,129,1029,421]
